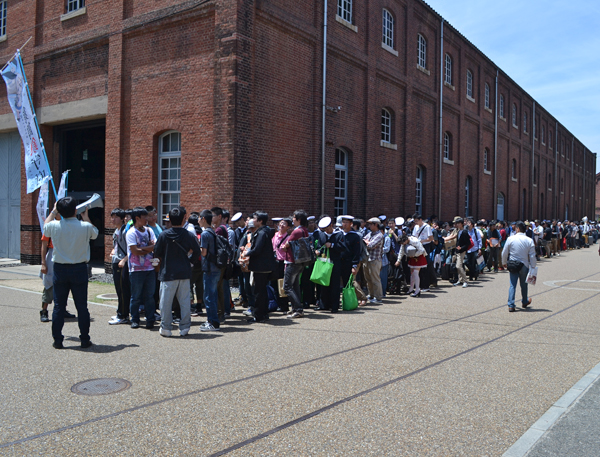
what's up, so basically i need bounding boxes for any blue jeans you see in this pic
[52,263,90,344]
[130,270,156,324]
[203,271,221,327]
[508,264,529,308]
[380,264,389,297]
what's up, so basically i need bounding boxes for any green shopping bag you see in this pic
[342,275,358,311]
[310,248,334,286]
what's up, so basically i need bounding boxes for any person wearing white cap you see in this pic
[340,216,368,306]
[312,215,348,312]
[363,217,384,303]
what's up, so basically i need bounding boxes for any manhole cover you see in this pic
[71,378,131,396]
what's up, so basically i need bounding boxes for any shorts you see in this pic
[42,286,53,304]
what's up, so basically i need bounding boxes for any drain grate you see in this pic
[71,378,131,396]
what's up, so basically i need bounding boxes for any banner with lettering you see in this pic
[36,180,49,232]
[57,170,68,199]
[1,52,52,193]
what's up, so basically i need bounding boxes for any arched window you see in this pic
[443,132,452,160]
[416,166,424,214]
[485,83,490,109]
[484,148,489,171]
[466,70,473,98]
[512,159,517,179]
[381,108,392,144]
[158,131,182,222]
[497,192,505,221]
[335,148,348,216]
[418,34,427,68]
[512,104,518,127]
[499,95,505,118]
[382,9,394,49]
[465,176,472,216]
[542,125,545,144]
[338,0,352,24]
[524,112,528,133]
[444,54,452,85]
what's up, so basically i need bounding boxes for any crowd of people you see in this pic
[40,197,599,345]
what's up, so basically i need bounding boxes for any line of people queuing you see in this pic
[39,198,599,341]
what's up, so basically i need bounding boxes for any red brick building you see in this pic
[0,0,594,265]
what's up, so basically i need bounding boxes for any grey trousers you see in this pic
[160,279,191,333]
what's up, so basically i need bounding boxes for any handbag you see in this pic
[405,245,418,257]
[342,275,358,311]
[278,278,287,297]
[507,259,524,273]
[289,237,315,263]
[310,248,334,286]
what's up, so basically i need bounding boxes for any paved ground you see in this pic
[1,247,599,456]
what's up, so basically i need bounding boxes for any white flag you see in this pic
[57,170,68,199]
[1,52,52,194]
[36,181,49,233]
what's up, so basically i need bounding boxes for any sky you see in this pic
[424,0,600,170]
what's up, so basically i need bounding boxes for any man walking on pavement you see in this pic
[502,221,536,312]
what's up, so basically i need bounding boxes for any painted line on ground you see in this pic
[0,284,117,309]
[502,361,600,457]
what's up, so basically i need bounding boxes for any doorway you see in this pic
[56,120,105,263]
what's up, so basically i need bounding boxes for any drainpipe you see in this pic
[438,19,444,218]
[583,147,586,217]
[494,70,498,220]
[571,136,574,217]
[321,0,327,215]
[555,121,558,219]
[531,101,535,218]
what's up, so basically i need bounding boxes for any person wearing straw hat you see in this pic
[363,217,385,303]
[443,216,471,288]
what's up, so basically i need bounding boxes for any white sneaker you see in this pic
[462,282,468,288]
[200,322,220,332]
[180,328,189,337]
[159,327,172,337]
[242,309,254,317]
[109,318,130,325]
[421,289,430,293]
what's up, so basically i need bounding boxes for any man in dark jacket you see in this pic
[154,207,201,337]
[313,216,348,313]
[242,211,276,323]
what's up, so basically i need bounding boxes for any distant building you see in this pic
[0,0,595,266]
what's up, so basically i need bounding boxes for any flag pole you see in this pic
[0,37,32,72]
[16,50,58,199]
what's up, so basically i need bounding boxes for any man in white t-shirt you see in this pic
[126,206,157,329]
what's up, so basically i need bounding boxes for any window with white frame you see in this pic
[512,104,518,127]
[338,0,352,24]
[67,0,85,13]
[418,34,427,68]
[444,54,452,85]
[466,70,473,98]
[335,148,348,216]
[381,108,392,143]
[0,1,6,37]
[512,159,516,179]
[465,176,472,216]
[416,166,423,214]
[158,131,181,222]
[524,112,528,133]
[444,132,451,160]
[485,83,490,109]
[382,9,394,49]
[500,94,505,118]
[484,148,489,171]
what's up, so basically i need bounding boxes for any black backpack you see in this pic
[208,229,234,269]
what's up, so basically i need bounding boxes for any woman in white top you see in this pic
[395,235,426,297]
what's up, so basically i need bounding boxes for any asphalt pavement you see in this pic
[1,246,600,456]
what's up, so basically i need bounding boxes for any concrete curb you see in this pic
[502,361,600,457]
